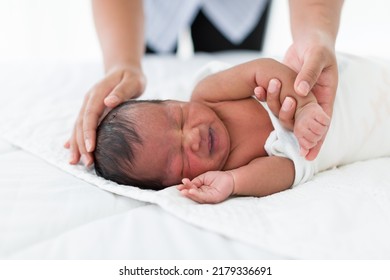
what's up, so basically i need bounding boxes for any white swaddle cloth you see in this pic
[314,54,390,172]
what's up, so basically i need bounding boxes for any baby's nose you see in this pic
[184,127,201,152]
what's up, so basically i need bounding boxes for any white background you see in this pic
[264,0,390,59]
[0,0,389,61]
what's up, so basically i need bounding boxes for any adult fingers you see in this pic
[67,90,91,164]
[266,79,282,117]
[104,72,146,107]
[278,97,296,131]
[82,72,127,153]
[254,86,266,102]
[68,125,93,166]
[294,53,324,96]
[68,132,80,164]
[83,71,146,155]
[265,79,296,131]
[82,84,111,153]
[75,111,94,166]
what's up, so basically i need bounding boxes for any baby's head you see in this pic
[94,100,164,190]
[94,99,231,190]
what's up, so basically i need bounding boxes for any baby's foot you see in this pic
[294,102,330,159]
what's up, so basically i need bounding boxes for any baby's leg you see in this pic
[294,102,330,159]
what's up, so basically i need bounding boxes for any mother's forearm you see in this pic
[92,0,144,72]
[288,0,344,46]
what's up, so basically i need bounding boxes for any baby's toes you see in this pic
[307,122,324,142]
[315,111,331,127]
[298,136,317,152]
[294,120,308,139]
[300,147,309,157]
[309,119,328,137]
[295,121,320,143]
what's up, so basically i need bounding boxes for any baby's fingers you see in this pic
[181,187,215,204]
[177,178,198,191]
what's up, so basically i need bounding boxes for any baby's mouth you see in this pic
[208,127,214,155]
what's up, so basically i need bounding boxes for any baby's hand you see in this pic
[294,103,330,159]
[177,171,234,204]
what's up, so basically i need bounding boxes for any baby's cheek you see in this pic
[186,155,216,179]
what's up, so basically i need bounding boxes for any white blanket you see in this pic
[1,53,390,259]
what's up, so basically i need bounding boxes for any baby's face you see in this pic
[130,100,230,186]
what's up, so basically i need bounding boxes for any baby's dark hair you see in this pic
[94,99,166,190]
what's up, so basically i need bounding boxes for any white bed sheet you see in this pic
[1,52,390,260]
[0,138,280,259]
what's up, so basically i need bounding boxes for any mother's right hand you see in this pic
[64,65,146,166]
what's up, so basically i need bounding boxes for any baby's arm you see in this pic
[192,58,311,105]
[178,156,294,204]
[192,58,330,159]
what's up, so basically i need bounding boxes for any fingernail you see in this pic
[282,97,293,112]
[85,139,92,152]
[297,81,310,96]
[254,87,265,101]
[268,79,279,94]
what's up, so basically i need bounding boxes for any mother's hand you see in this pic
[256,80,332,161]
[254,79,297,132]
[64,65,146,166]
